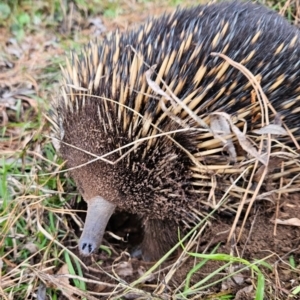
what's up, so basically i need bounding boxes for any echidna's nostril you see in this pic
[81,242,90,252]
[81,242,94,254]
[79,239,96,255]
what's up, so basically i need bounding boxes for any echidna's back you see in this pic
[67,0,299,139]
[138,1,300,115]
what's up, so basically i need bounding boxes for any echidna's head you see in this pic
[54,90,197,255]
[51,38,200,255]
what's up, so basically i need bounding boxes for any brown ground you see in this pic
[66,191,300,299]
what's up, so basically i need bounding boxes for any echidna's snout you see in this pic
[78,196,116,255]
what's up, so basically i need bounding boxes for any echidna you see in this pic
[51,1,300,260]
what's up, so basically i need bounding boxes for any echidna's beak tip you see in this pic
[78,196,116,256]
[79,239,97,255]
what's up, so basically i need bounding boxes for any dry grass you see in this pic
[1,0,300,299]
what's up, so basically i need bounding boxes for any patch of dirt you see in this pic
[66,194,300,298]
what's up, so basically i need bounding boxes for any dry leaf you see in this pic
[210,114,237,162]
[253,124,287,135]
[137,266,155,283]
[56,263,71,286]
[274,218,300,226]
[222,273,245,290]
[24,242,39,254]
[211,112,267,165]
[56,264,77,299]
[115,261,133,277]
[234,285,254,300]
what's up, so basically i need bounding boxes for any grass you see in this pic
[1,0,300,299]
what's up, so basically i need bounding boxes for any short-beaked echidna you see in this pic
[51,1,300,260]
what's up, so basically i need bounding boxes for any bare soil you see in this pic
[66,193,300,299]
